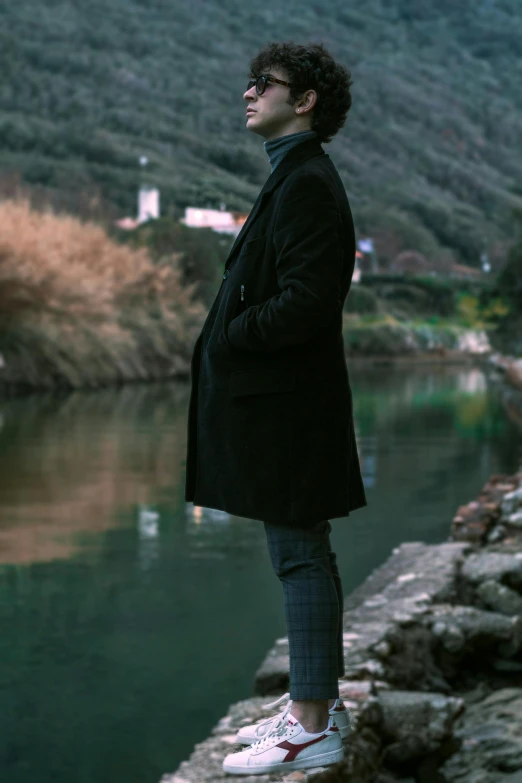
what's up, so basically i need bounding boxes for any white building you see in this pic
[180,207,248,237]
[138,186,160,223]
[114,185,161,231]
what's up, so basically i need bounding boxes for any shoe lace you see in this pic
[251,702,293,751]
[261,692,290,711]
[249,692,291,739]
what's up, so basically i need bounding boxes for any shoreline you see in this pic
[485,355,522,431]
[0,313,493,398]
[0,350,484,400]
[347,351,478,366]
[162,470,522,783]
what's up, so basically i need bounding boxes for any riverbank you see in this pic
[0,319,492,398]
[0,198,206,396]
[0,200,497,397]
[342,315,492,360]
[0,197,501,397]
[162,470,522,783]
[485,355,522,430]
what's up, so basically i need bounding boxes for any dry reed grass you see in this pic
[0,198,206,389]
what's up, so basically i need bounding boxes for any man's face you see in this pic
[243,67,311,141]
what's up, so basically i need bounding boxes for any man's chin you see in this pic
[246,120,268,138]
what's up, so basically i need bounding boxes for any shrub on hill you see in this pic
[487,210,522,355]
[118,217,232,308]
[0,199,204,389]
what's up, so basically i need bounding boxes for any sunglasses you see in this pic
[246,74,295,95]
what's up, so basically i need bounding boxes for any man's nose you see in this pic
[244,84,257,100]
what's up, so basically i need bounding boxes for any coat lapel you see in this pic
[224,137,326,268]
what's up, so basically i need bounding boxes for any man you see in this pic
[184,40,367,774]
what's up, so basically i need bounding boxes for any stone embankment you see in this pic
[343,320,491,361]
[161,472,522,783]
[487,354,522,429]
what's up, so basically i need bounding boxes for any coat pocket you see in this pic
[229,367,296,397]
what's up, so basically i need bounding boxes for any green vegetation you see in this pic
[345,276,510,326]
[1,0,522,267]
[485,209,522,355]
[118,217,233,308]
[342,273,509,356]
[342,315,478,357]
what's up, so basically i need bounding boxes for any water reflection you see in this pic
[185,505,233,559]
[350,363,517,498]
[136,505,161,572]
[0,383,189,564]
[456,368,487,394]
[0,364,518,570]
[0,364,519,783]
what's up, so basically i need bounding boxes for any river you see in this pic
[0,364,519,783]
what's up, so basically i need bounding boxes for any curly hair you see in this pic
[249,41,352,144]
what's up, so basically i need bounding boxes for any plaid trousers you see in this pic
[263,519,345,700]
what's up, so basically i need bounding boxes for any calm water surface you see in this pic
[0,364,520,783]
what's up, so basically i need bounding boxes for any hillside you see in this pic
[1,0,522,265]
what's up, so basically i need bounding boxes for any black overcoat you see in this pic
[184,137,367,527]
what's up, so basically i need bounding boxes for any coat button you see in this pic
[223,269,229,279]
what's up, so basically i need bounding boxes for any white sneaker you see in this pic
[223,701,344,775]
[234,692,351,745]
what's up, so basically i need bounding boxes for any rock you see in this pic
[452,500,499,543]
[502,487,522,517]
[462,552,522,591]
[427,604,522,658]
[457,330,491,355]
[432,620,466,653]
[338,680,376,701]
[162,471,522,783]
[320,542,466,695]
[161,777,191,783]
[476,579,522,616]
[360,659,387,677]
[374,641,392,659]
[440,688,522,782]
[505,360,522,392]
[254,647,290,695]
[507,512,522,529]
[451,474,522,543]
[491,658,522,672]
[356,695,383,730]
[378,690,464,770]
[487,524,507,543]
[344,542,470,612]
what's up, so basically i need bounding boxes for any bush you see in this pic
[343,318,421,356]
[361,274,457,316]
[354,206,441,266]
[375,283,439,319]
[496,217,522,310]
[0,198,205,389]
[344,284,381,315]
[342,316,476,356]
[120,217,232,308]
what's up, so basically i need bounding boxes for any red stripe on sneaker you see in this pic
[277,734,329,762]
[332,705,346,712]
